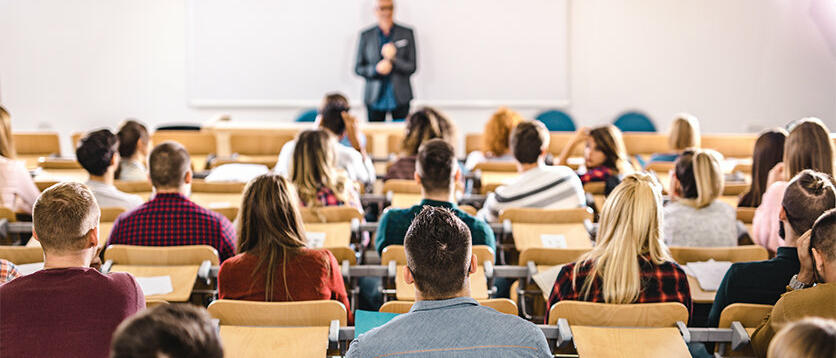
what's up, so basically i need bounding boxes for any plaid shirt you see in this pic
[578,165,614,185]
[546,257,692,323]
[107,193,236,262]
[0,259,19,284]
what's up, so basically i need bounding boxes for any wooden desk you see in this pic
[395,265,489,300]
[110,265,199,302]
[480,172,518,187]
[219,326,328,358]
[686,274,716,304]
[511,223,593,252]
[304,222,352,248]
[572,326,690,358]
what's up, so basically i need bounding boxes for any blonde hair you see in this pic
[767,318,836,358]
[573,173,672,303]
[784,118,834,179]
[291,129,351,207]
[33,182,100,253]
[0,106,16,158]
[674,149,724,209]
[482,107,522,156]
[669,113,701,151]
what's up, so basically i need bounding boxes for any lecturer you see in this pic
[355,0,416,122]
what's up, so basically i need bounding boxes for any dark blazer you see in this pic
[355,23,416,106]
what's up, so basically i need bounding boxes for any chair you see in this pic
[459,204,477,216]
[299,206,363,262]
[621,133,669,157]
[295,108,318,122]
[513,247,591,320]
[208,299,348,326]
[220,133,295,168]
[702,135,756,159]
[0,206,16,222]
[380,298,518,315]
[0,246,43,264]
[387,134,404,155]
[103,244,220,266]
[613,111,656,132]
[37,157,82,169]
[189,180,245,211]
[583,181,607,214]
[535,109,576,132]
[13,132,61,156]
[151,131,217,170]
[145,299,169,308]
[716,303,773,356]
[381,245,493,301]
[464,133,483,154]
[737,207,755,236]
[114,180,153,193]
[383,179,422,209]
[668,246,768,265]
[499,208,594,252]
[547,301,689,326]
[473,161,517,172]
[381,245,495,266]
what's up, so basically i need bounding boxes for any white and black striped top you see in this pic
[477,165,586,223]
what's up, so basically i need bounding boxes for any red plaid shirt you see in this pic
[546,257,692,323]
[107,193,236,262]
[0,259,19,284]
[578,165,614,184]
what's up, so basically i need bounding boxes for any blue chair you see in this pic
[535,109,576,132]
[613,111,656,132]
[295,108,318,123]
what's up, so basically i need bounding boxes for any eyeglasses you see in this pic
[377,5,394,11]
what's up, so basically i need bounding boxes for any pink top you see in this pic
[751,181,788,252]
[0,156,40,214]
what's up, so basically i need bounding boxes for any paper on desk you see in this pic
[16,262,44,276]
[683,260,733,291]
[532,265,564,301]
[205,163,269,183]
[540,234,567,249]
[307,232,326,248]
[135,276,174,296]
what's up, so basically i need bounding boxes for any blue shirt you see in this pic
[371,27,398,111]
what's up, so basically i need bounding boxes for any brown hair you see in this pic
[110,304,223,358]
[811,208,836,263]
[291,129,350,207]
[404,206,472,299]
[482,107,522,156]
[149,141,191,189]
[33,182,100,253]
[674,149,724,209]
[416,139,456,195]
[402,107,455,156]
[781,170,835,236]
[0,105,16,158]
[237,174,310,301]
[784,118,834,180]
[739,129,787,207]
[767,317,836,358]
[510,120,549,164]
[589,125,634,174]
[117,120,149,159]
[669,113,701,151]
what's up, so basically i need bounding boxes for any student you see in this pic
[753,118,834,253]
[291,129,362,211]
[708,170,835,327]
[738,129,787,208]
[0,259,20,284]
[556,125,634,189]
[663,149,737,247]
[376,139,495,255]
[107,142,236,262]
[477,120,585,223]
[218,174,350,312]
[647,113,701,163]
[384,107,456,181]
[464,107,522,171]
[751,209,836,357]
[347,206,551,358]
[116,119,151,182]
[767,318,836,358]
[0,105,40,215]
[0,183,144,357]
[76,129,144,210]
[547,173,692,323]
[110,304,223,358]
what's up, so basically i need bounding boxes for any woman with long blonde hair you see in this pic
[291,129,361,210]
[546,173,691,321]
[0,105,40,215]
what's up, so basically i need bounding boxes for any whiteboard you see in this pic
[187,0,569,108]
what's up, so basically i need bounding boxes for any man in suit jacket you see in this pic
[355,0,416,122]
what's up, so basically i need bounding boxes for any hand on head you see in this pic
[796,229,816,284]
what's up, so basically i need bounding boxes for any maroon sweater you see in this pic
[0,267,145,358]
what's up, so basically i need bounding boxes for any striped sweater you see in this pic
[477,165,586,222]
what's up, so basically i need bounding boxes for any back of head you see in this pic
[668,113,701,151]
[510,120,549,164]
[117,120,149,158]
[767,317,836,358]
[483,107,522,156]
[149,141,191,190]
[0,105,15,158]
[811,209,836,265]
[674,148,724,208]
[402,107,455,156]
[404,206,472,299]
[292,129,340,204]
[319,101,348,137]
[416,139,456,195]
[321,92,349,111]
[745,129,788,207]
[33,182,100,253]
[781,170,835,236]
[784,118,834,179]
[76,129,119,176]
[589,125,633,174]
[110,304,223,358]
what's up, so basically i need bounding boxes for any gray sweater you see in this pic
[663,200,737,247]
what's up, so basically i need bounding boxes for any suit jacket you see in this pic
[355,23,416,106]
[750,283,836,357]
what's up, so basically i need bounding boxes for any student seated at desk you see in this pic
[348,206,551,358]
[647,113,701,164]
[217,174,350,315]
[384,107,456,181]
[107,142,236,262]
[111,303,223,358]
[0,183,144,358]
[555,125,635,189]
[738,129,786,208]
[116,119,151,182]
[0,105,40,215]
[463,107,521,171]
[76,129,144,210]
[0,259,19,284]
[709,170,835,327]
[767,318,836,358]
[751,209,836,358]
[477,120,585,223]
[547,174,692,323]
[291,129,362,211]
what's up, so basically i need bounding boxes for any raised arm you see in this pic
[556,127,589,166]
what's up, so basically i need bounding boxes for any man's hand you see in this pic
[381,43,397,60]
[376,59,392,75]
[796,229,816,285]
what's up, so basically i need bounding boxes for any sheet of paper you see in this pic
[16,262,44,276]
[540,234,567,249]
[685,260,733,291]
[135,276,174,296]
[307,232,326,248]
[532,264,565,301]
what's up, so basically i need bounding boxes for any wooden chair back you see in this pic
[381,245,494,266]
[114,180,153,193]
[145,299,169,308]
[702,135,756,158]
[382,179,421,194]
[326,246,357,265]
[668,246,768,265]
[229,133,294,155]
[519,248,591,267]
[736,207,756,223]
[0,246,43,264]
[13,132,61,155]
[718,303,773,328]
[191,180,246,193]
[212,206,239,221]
[0,206,16,222]
[104,245,220,265]
[459,204,477,216]
[208,299,348,326]
[387,134,404,155]
[500,207,593,224]
[299,206,363,223]
[548,301,689,326]
[548,133,584,157]
[645,161,675,173]
[473,161,517,172]
[465,133,483,154]
[723,182,749,196]
[500,208,594,251]
[37,158,82,170]
[622,133,669,156]
[151,131,217,155]
[380,298,518,315]
[100,207,127,222]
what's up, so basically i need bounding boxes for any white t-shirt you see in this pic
[274,140,375,185]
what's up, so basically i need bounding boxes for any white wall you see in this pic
[1,0,834,155]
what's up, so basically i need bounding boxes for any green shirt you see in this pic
[374,199,496,256]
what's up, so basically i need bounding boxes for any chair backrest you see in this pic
[13,132,61,155]
[299,206,363,223]
[387,134,404,155]
[613,111,656,133]
[668,246,768,265]
[583,182,606,195]
[230,133,295,156]
[519,248,591,267]
[548,301,688,326]
[0,206,16,222]
[295,108,318,122]
[100,207,127,222]
[382,179,421,194]
[191,180,246,193]
[326,246,357,265]
[622,133,669,156]
[723,182,749,196]
[208,299,347,326]
[701,135,756,159]
[0,246,43,264]
[104,245,220,265]
[718,303,773,328]
[736,207,755,223]
[212,206,239,221]
[381,245,494,266]
[548,133,584,157]
[145,299,169,309]
[465,133,483,154]
[535,109,576,132]
[458,204,477,216]
[151,131,217,155]
[645,161,675,173]
[114,180,153,193]
[499,207,593,224]
[380,298,518,315]
[473,161,517,172]
[37,158,82,170]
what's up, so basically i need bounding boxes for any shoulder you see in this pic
[360,25,378,36]
[394,23,414,33]
[220,253,255,271]
[651,260,687,276]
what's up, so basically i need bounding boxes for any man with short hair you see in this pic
[0,183,144,357]
[76,129,144,209]
[478,120,586,222]
[110,304,223,358]
[348,206,551,357]
[708,170,835,327]
[107,142,236,261]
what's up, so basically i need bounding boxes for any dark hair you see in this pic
[402,107,455,156]
[811,208,836,262]
[510,120,549,164]
[739,129,787,207]
[110,304,223,358]
[782,170,835,236]
[76,129,119,176]
[416,139,456,194]
[322,92,349,110]
[149,141,191,189]
[117,120,149,158]
[404,206,472,299]
[588,125,631,173]
[320,102,348,137]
